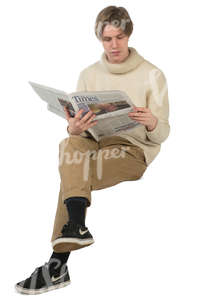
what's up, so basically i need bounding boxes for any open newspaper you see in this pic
[29,81,142,141]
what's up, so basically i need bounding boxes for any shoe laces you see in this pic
[30,258,62,277]
[30,262,49,277]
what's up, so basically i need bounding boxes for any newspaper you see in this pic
[29,81,142,141]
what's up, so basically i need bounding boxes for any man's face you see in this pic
[101,24,129,64]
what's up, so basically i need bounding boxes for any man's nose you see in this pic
[111,38,118,48]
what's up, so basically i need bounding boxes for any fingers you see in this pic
[66,108,98,133]
[85,113,97,125]
[81,110,95,122]
[130,117,147,121]
[132,106,138,112]
[85,120,98,129]
[135,107,149,112]
[63,107,71,121]
[74,109,84,120]
[129,112,146,117]
[75,109,96,126]
[82,113,98,130]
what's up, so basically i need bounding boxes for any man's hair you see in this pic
[95,6,134,40]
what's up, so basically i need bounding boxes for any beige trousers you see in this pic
[50,135,147,252]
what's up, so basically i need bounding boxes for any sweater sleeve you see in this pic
[145,69,170,144]
[76,70,87,92]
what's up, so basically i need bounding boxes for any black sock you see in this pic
[64,197,88,226]
[49,251,70,272]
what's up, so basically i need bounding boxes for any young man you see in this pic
[15,6,170,294]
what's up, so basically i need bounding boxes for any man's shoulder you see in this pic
[141,57,166,78]
[79,60,102,78]
[140,56,168,89]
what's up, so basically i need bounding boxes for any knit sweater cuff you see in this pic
[145,119,167,144]
[66,125,90,138]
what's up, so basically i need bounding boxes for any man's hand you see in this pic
[64,107,98,135]
[128,107,158,131]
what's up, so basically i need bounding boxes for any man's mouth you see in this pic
[111,51,120,55]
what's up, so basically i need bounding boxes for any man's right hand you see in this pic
[64,107,98,135]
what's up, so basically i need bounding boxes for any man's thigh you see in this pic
[90,136,147,191]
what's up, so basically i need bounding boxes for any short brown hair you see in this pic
[95,6,134,40]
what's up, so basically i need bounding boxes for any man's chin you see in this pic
[106,54,121,63]
[106,52,125,64]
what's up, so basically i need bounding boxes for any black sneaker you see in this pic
[15,258,71,295]
[52,221,94,252]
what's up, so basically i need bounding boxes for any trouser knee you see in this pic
[58,136,98,168]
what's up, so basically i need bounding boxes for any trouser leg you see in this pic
[50,184,69,244]
[50,135,147,251]
[50,135,98,245]
[90,136,147,191]
[58,135,99,206]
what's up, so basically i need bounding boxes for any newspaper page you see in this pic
[67,90,141,140]
[29,81,141,141]
[28,81,73,113]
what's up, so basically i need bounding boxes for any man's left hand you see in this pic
[128,107,158,131]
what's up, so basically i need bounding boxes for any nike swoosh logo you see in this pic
[51,271,67,282]
[79,228,89,235]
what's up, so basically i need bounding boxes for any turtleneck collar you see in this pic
[100,47,144,74]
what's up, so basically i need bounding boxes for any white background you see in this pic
[1,0,197,299]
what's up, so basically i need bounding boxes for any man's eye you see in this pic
[102,35,125,41]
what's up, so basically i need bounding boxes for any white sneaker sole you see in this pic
[15,280,71,295]
[52,237,94,252]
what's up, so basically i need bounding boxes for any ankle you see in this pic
[64,197,88,226]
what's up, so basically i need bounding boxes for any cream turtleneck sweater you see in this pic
[74,47,170,166]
